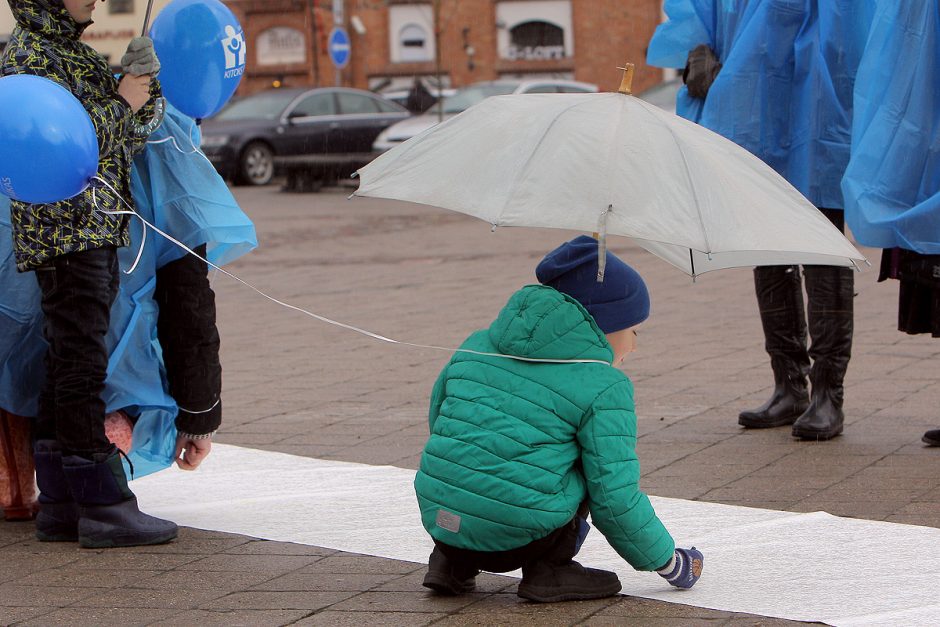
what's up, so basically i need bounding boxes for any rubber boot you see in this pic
[422,546,479,595]
[62,445,178,548]
[739,266,810,428]
[517,560,622,603]
[792,265,854,440]
[33,440,79,541]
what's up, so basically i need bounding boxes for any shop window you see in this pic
[508,21,565,60]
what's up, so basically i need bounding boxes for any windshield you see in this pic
[432,83,518,114]
[216,91,299,120]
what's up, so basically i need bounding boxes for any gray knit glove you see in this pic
[121,36,161,76]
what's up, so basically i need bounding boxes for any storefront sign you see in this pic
[506,44,566,61]
[256,27,306,65]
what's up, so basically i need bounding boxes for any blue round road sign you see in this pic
[328,27,351,68]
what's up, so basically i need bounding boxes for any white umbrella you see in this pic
[354,80,865,278]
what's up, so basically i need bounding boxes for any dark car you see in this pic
[200,87,410,186]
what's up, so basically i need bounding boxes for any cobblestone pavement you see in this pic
[3,183,938,626]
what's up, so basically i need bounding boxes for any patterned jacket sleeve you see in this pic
[127,78,164,152]
[5,34,135,160]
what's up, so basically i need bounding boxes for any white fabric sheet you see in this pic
[133,444,940,626]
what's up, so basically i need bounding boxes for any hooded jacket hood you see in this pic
[487,285,613,363]
[9,0,89,40]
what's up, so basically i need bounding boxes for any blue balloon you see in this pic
[0,75,98,204]
[150,0,247,120]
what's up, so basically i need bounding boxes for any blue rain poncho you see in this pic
[0,103,257,477]
[647,0,873,208]
[842,1,940,255]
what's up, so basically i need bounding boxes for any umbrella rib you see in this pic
[499,96,601,220]
[637,102,713,256]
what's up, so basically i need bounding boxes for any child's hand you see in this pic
[174,435,212,471]
[658,547,704,589]
[118,73,152,113]
[121,36,161,76]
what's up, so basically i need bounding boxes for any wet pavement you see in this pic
[2,183,937,625]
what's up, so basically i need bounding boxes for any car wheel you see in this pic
[237,142,274,186]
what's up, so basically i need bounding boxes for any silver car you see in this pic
[372,78,598,153]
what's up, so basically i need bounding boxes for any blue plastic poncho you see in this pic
[647,0,873,208]
[842,1,940,254]
[0,103,257,477]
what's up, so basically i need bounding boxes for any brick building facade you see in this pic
[224,0,666,97]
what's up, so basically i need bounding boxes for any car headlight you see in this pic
[200,134,231,148]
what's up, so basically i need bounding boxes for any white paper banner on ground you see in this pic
[133,444,940,626]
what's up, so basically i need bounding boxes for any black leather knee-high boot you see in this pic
[739,266,811,428]
[791,265,854,440]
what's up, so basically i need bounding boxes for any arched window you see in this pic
[507,21,566,60]
[399,23,431,62]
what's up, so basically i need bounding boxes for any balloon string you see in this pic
[89,176,612,367]
[146,118,215,170]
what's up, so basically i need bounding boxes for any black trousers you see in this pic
[154,244,222,435]
[435,503,589,573]
[34,247,120,457]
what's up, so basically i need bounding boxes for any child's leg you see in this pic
[422,544,480,595]
[35,247,177,548]
[516,510,621,603]
[153,243,222,435]
[34,247,119,457]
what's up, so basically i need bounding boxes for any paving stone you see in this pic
[200,589,357,611]
[20,607,180,626]
[149,609,313,626]
[70,586,229,609]
[294,610,447,626]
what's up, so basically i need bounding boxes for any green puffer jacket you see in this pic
[0,0,160,271]
[414,285,675,571]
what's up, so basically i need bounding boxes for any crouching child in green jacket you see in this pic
[414,236,703,603]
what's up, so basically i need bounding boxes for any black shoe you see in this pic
[517,560,621,603]
[738,384,809,428]
[422,547,478,595]
[33,440,79,542]
[792,363,845,441]
[62,446,178,548]
[791,393,844,440]
[923,429,940,446]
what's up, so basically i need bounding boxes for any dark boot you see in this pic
[517,560,621,603]
[739,266,810,428]
[33,440,79,542]
[792,265,854,441]
[422,546,479,595]
[62,445,178,548]
[923,430,940,446]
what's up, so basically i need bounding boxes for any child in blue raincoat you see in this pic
[0,99,256,541]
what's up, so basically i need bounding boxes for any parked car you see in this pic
[372,79,599,153]
[637,77,681,114]
[200,87,410,186]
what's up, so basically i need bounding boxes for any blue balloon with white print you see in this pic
[150,0,247,120]
[0,75,98,203]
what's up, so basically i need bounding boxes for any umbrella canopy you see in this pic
[354,92,866,277]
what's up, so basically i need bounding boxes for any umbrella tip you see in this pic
[616,63,635,95]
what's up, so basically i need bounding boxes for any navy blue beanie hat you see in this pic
[535,235,650,334]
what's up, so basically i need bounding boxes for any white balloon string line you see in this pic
[89,176,611,367]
